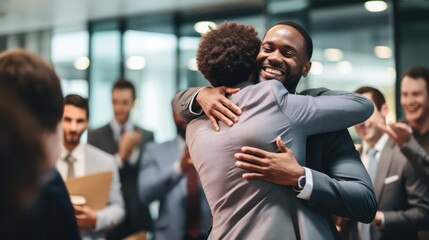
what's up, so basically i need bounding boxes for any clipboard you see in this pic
[65,171,112,210]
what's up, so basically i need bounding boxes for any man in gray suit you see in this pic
[88,78,154,239]
[57,94,125,240]
[183,22,374,239]
[346,86,429,240]
[173,21,377,238]
[138,108,211,240]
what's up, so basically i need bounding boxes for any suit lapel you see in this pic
[373,139,395,202]
[105,124,118,152]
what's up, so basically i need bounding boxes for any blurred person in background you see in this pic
[88,78,154,239]
[378,67,429,239]
[57,94,125,240]
[0,49,80,239]
[337,86,429,240]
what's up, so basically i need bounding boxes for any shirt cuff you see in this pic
[173,160,183,174]
[114,153,124,168]
[296,167,313,200]
[189,86,211,115]
[128,147,140,166]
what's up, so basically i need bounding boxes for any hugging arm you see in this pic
[273,85,374,135]
[172,86,241,130]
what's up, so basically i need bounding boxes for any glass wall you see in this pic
[51,30,89,97]
[88,20,122,129]
[124,16,177,142]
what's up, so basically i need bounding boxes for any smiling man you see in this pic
[173,20,377,238]
[378,67,429,183]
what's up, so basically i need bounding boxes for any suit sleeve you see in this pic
[382,156,429,232]
[138,144,184,205]
[401,136,429,181]
[95,156,126,231]
[306,130,377,223]
[272,84,374,135]
[172,87,207,123]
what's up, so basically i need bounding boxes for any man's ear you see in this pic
[380,103,389,118]
[302,61,312,77]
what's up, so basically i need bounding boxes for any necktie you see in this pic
[367,148,378,184]
[65,153,76,179]
[360,148,378,240]
[186,166,201,238]
[120,125,125,136]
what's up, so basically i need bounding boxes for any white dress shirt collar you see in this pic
[57,142,86,179]
[361,134,389,168]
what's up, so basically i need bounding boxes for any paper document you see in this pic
[65,171,112,210]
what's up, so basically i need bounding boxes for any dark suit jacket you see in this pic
[88,123,154,238]
[172,87,377,239]
[339,138,429,240]
[1,169,80,240]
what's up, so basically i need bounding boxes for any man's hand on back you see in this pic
[234,137,305,187]
[196,86,241,131]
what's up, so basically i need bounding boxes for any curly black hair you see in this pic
[197,21,261,87]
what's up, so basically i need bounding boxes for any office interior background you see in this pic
[0,0,428,142]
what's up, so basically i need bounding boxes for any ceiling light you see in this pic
[187,58,198,71]
[324,48,343,61]
[74,56,90,70]
[364,1,388,12]
[336,61,353,74]
[126,56,146,70]
[194,21,217,34]
[310,61,323,75]
[374,46,392,59]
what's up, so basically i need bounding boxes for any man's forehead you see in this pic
[263,25,305,43]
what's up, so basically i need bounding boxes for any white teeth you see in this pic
[266,68,282,76]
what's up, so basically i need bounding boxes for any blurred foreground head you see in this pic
[0,49,64,226]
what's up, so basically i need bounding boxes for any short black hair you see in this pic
[402,67,429,94]
[355,86,386,112]
[112,77,136,100]
[197,21,261,87]
[267,20,313,60]
[64,94,89,119]
[0,49,64,132]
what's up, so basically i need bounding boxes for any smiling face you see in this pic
[256,25,311,93]
[354,92,387,147]
[401,76,429,128]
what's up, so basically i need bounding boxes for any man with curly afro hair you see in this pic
[197,22,261,87]
[185,21,374,239]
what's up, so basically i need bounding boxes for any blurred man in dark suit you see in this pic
[89,78,154,239]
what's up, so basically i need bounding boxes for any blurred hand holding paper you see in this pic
[65,171,113,210]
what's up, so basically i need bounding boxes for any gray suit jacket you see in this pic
[88,124,154,237]
[81,144,125,240]
[185,81,374,239]
[138,139,211,240]
[341,138,429,240]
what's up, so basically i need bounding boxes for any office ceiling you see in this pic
[0,0,262,34]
